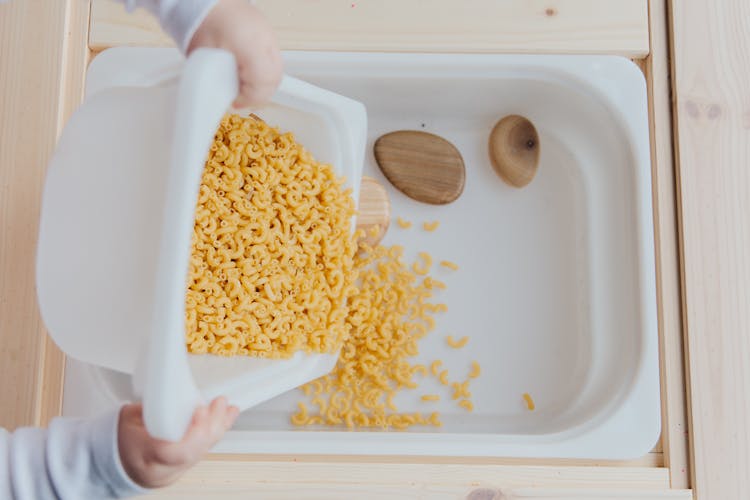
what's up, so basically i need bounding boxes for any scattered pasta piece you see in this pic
[523,393,536,411]
[450,382,461,400]
[446,335,469,349]
[421,394,440,402]
[412,364,428,377]
[423,277,446,290]
[439,260,459,271]
[468,361,481,379]
[423,221,440,232]
[396,217,412,229]
[430,360,443,376]
[458,400,474,412]
[412,251,433,276]
[438,369,450,385]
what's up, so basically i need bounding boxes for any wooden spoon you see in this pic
[488,115,540,188]
[356,176,391,247]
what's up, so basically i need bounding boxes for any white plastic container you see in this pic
[60,49,659,459]
[36,48,366,441]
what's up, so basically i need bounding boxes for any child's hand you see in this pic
[118,397,239,488]
[188,0,283,108]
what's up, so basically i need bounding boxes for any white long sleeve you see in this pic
[118,0,219,52]
[1,409,148,500]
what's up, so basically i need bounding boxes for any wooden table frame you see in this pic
[6,0,742,497]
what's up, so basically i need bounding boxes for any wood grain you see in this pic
[89,0,649,56]
[138,486,692,500]
[356,176,390,247]
[671,0,750,498]
[132,460,677,499]
[0,0,89,429]
[374,131,465,205]
[488,115,540,188]
[642,0,691,490]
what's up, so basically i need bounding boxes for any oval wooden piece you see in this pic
[488,115,540,188]
[374,131,465,205]
[356,176,390,247]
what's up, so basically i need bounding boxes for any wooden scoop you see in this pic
[356,176,391,247]
[489,115,540,188]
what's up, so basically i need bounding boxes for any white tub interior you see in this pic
[62,51,659,459]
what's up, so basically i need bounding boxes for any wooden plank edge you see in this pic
[139,486,692,500]
[205,451,663,468]
[171,460,672,490]
[36,0,92,426]
[89,0,649,57]
[643,0,691,489]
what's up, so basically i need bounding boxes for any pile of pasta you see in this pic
[185,114,359,358]
[186,114,478,429]
[292,242,449,429]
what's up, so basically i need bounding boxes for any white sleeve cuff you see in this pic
[161,0,220,52]
[89,409,151,498]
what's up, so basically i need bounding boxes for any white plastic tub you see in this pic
[62,51,659,459]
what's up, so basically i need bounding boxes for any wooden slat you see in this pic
[205,451,664,468]
[670,0,750,499]
[643,0,691,489]
[90,0,649,56]
[133,461,688,499]
[139,486,692,500]
[0,0,88,430]
[37,0,92,427]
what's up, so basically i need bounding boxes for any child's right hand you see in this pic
[188,0,283,108]
[118,397,239,489]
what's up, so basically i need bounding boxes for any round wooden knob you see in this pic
[489,115,540,188]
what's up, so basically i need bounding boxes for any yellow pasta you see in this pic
[446,335,469,349]
[291,243,448,430]
[412,252,433,276]
[430,360,443,376]
[438,369,450,385]
[458,400,474,412]
[468,361,481,379]
[439,260,459,271]
[523,393,536,411]
[186,114,358,358]
[422,221,440,232]
[396,217,412,229]
[421,394,440,402]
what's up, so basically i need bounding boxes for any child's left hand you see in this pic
[117,396,239,488]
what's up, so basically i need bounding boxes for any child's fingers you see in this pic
[225,406,240,430]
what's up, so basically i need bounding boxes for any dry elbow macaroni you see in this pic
[293,243,448,430]
[190,114,480,429]
[396,217,412,229]
[446,335,469,349]
[186,114,358,358]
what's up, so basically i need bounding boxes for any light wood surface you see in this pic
[356,176,391,247]
[133,460,687,499]
[643,0,691,490]
[671,0,750,498]
[0,0,702,497]
[488,115,540,188]
[374,130,466,205]
[0,0,90,430]
[90,0,649,56]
